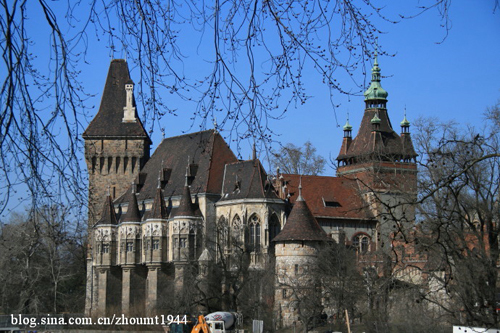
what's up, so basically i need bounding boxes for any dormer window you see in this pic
[323,197,341,208]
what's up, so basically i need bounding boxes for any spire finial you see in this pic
[297,176,304,201]
[364,37,387,103]
[401,106,410,130]
[132,181,136,194]
[213,117,219,134]
[157,169,162,189]
[252,142,257,160]
[343,111,353,134]
[107,185,111,197]
[185,157,191,187]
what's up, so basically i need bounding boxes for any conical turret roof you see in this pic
[149,186,168,220]
[273,185,331,242]
[176,183,196,217]
[95,194,118,226]
[122,184,142,222]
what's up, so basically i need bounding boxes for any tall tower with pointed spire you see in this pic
[83,59,152,229]
[336,55,418,248]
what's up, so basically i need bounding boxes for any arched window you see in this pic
[249,214,261,252]
[232,215,242,244]
[268,214,281,242]
[352,233,370,254]
[217,216,228,249]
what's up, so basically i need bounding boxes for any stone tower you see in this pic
[170,166,203,296]
[83,59,151,228]
[336,54,418,248]
[273,183,332,329]
[83,59,151,316]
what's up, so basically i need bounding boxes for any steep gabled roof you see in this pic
[83,59,151,142]
[221,159,278,201]
[116,130,238,204]
[273,188,331,242]
[95,194,118,226]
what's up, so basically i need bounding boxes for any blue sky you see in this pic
[72,1,499,173]
[2,0,499,217]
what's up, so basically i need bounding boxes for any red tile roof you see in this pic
[282,174,374,220]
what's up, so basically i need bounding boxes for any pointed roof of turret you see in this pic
[122,183,142,222]
[83,59,151,143]
[174,166,198,217]
[273,181,331,242]
[95,193,118,226]
[148,176,168,220]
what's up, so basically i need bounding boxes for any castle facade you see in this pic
[83,57,417,326]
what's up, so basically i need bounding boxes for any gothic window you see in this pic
[218,216,228,249]
[268,214,281,242]
[232,215,242,243]
[153,239,160,250]
[126,241,134,252]
[102,243,109,254]
[249,214,261,252]
[352,233,370,254]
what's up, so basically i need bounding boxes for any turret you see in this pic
[170,164,203,262]
[118,183,142,266]
[94,191,118,267]
[273,181,331,329]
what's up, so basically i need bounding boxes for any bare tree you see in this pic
[0,0,457,213]
[0,207,86,314]
[410,107,500,327]
[271,141,326,175]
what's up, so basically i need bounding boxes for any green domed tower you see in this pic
[336,54,418,250]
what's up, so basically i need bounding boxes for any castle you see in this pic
[83,55,417,326]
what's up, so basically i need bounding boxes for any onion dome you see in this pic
[400,115,410,127]
[364,54,388,102]
[343,119,353,131]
